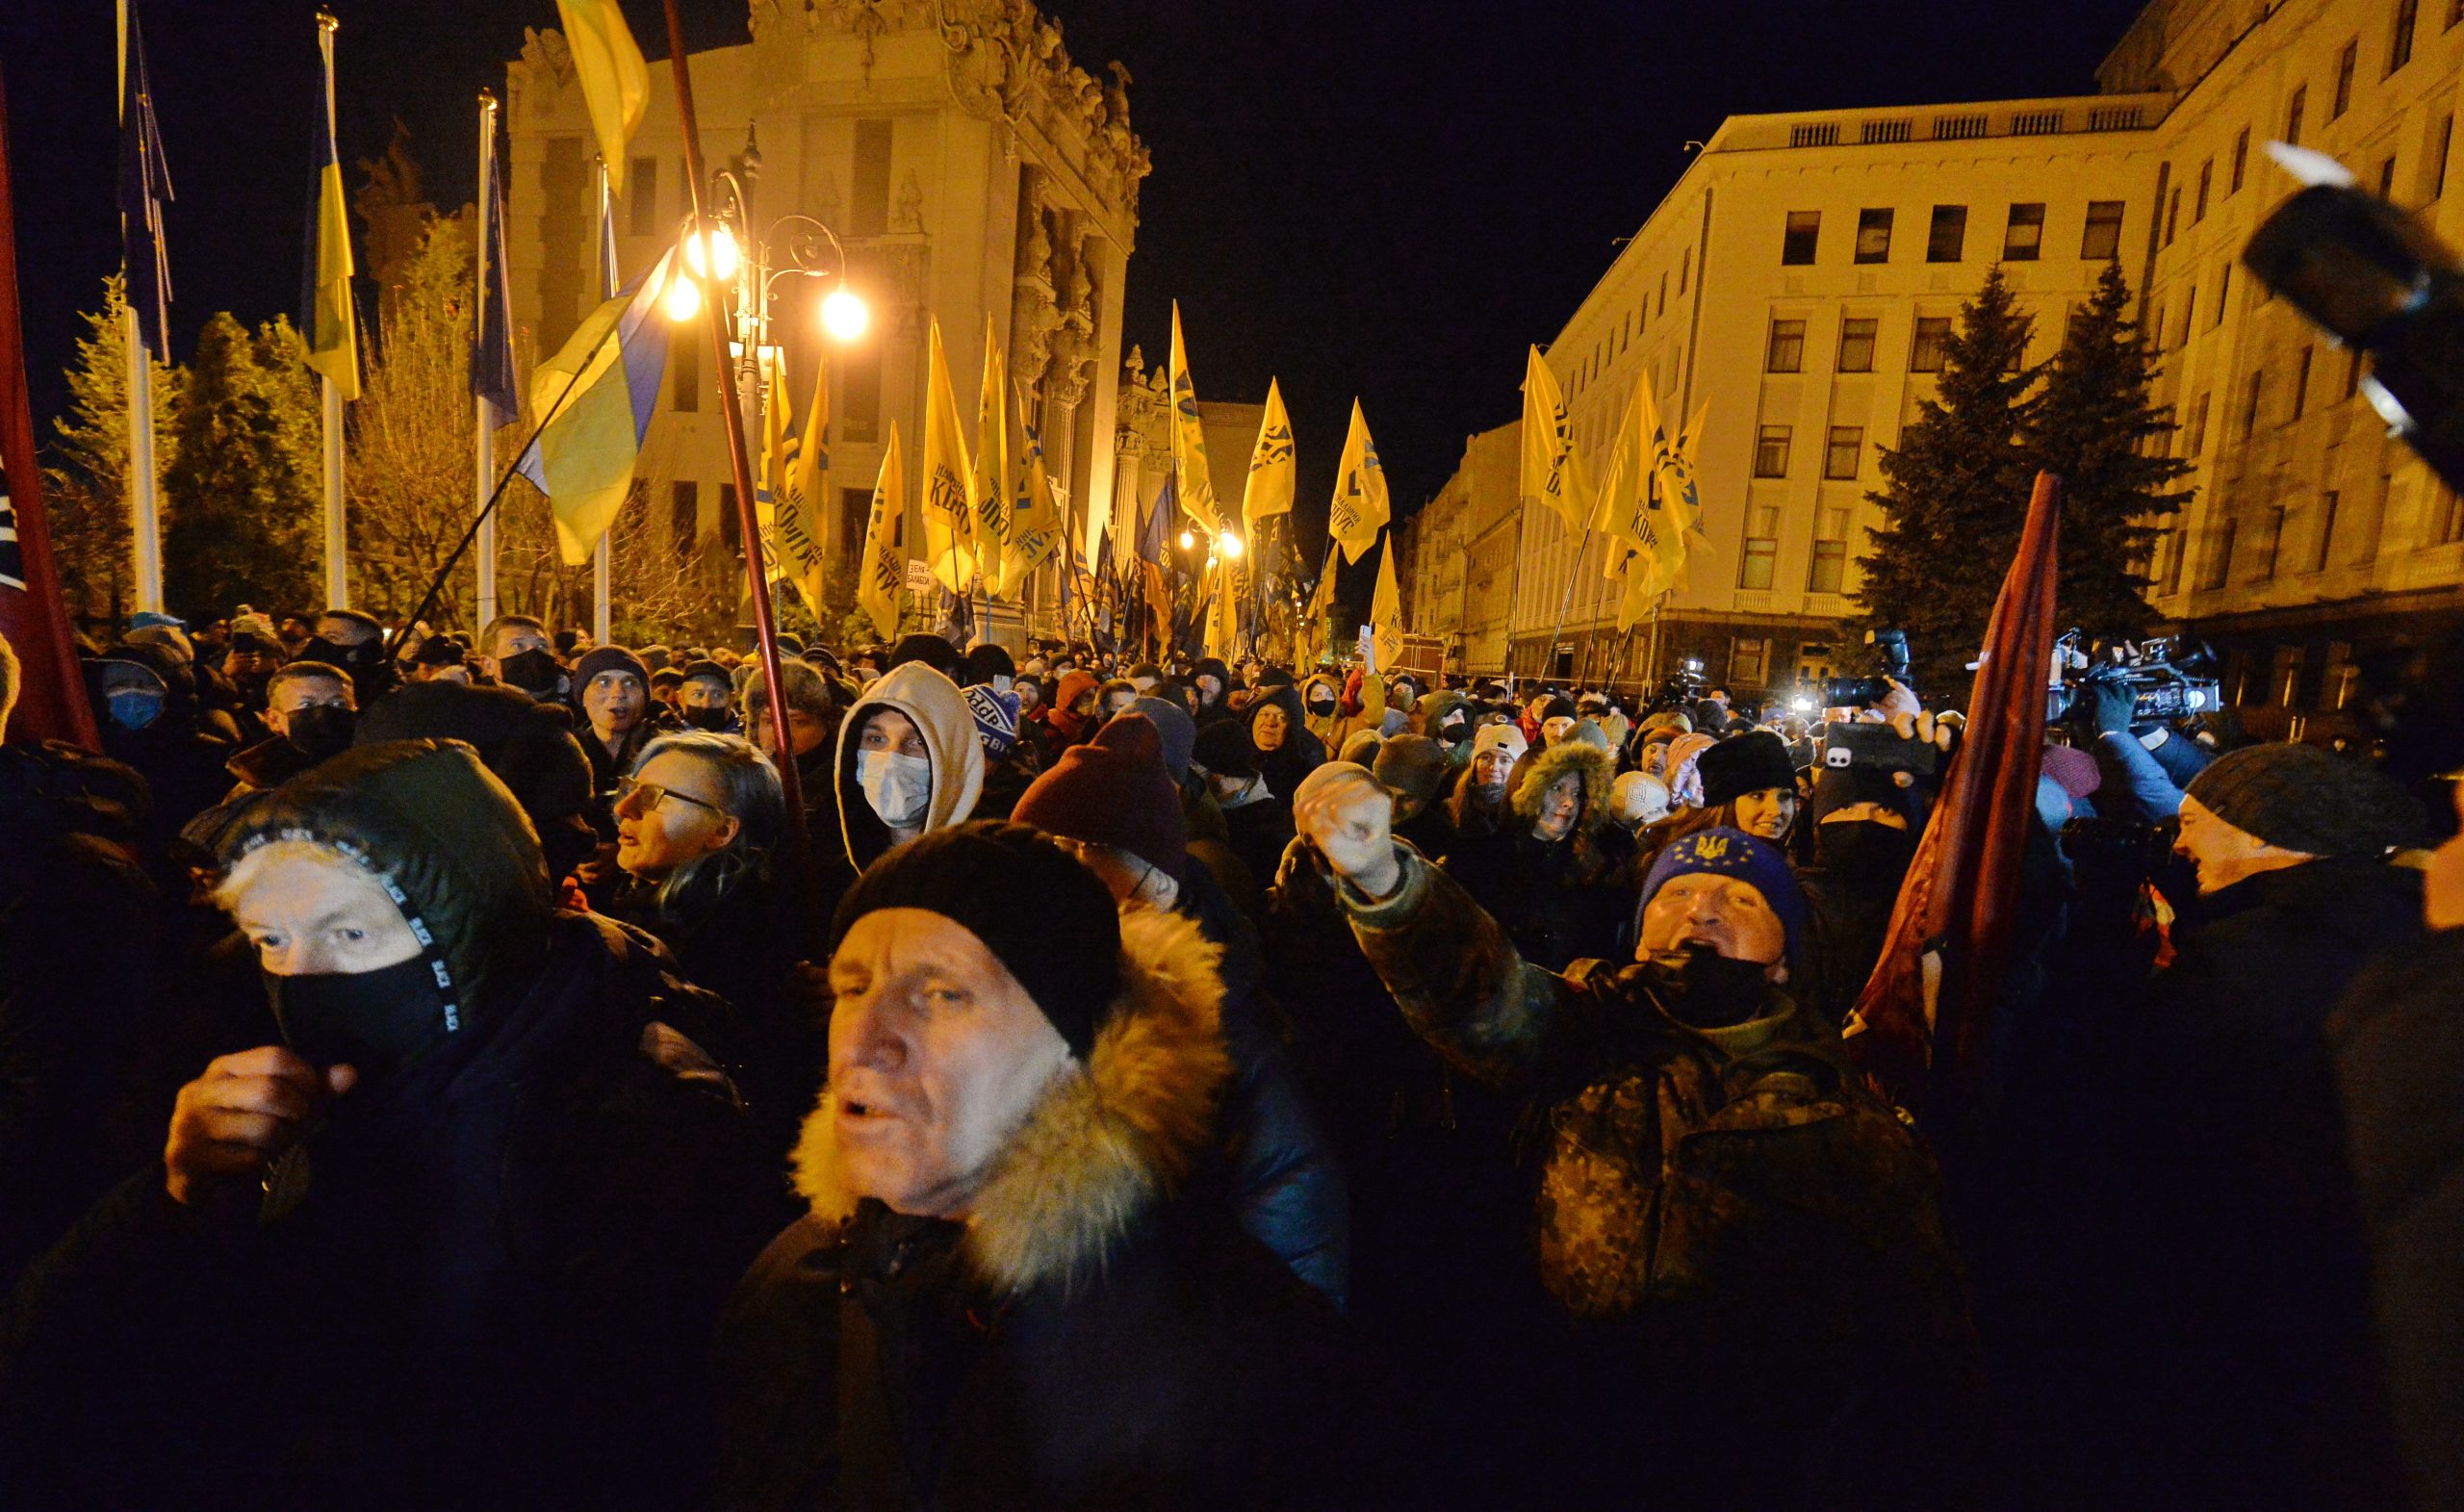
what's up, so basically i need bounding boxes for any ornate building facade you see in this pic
[501,0,1146,635]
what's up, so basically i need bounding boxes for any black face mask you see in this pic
[1815,820,1918,889]
[681,705,733,730]
[263,955,454,1083]
[1307,695,1336,715]
[1644,943,1776,1029]
[499,647,563,698]
[304,636,373,668]
[284,703,358,762]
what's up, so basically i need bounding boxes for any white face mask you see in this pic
[856,748,933,830]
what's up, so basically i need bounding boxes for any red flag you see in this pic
[1844,471,2062,1118]
[0,64,99,751]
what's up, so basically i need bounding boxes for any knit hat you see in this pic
[1127,695,1197,781]
[2040,743,2103,802]
[1191,719,1259,781]
[1013,711,1189,884]
[573,646,649,692]
[412,635,468,670]
[1609,771,1673,828]
[1810,764,1914,826]
[1373,734,1451,808]
[889,632,962,679]
[2186,743,2426,859]
[1539,696,1578,724]
[963,684,1021,761]
[1471,723,1528,764]
[961,641,1015,688]
[1292,759,1374,812]
[832,821,1122,1057]
[1567,718,1612,753]
[680,658,734,693]
[1640,711,1693,736]
[1696,730,1798,807]
[1640,827,1808,967]
[1340,729,1385,767]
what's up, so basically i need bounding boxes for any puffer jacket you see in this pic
[1441,739,1627,971]
[0,742,787,1511]
[714,908,1376,1510]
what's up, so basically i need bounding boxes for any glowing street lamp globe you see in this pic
[1219,530,1244,559]
[660,272,703,323]
[682,225,739,282]
[821,286,869,341]
[1177,529,1195,551]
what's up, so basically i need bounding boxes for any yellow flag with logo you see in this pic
[1327,400,1390,565]
[1370,533,1404,672]
[776,352,833,618]
[552,0,648,195]
[1168,303,1222,536]
[920,319,976,593]
[755,346,791,582]
[1520,346,1589,533]
[971,317,1013,597]
[1242,377,1295,524]
[1300,546,1337,664]
[1594,378,1666,576]
[857,423,907,641]
[1005,386,1065,584]
[1651,400,1713,593]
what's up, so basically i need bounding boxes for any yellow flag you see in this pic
[971,318,1013,597]
[1520,346,1590,533]
[920,319,976,594]
[1242,377,1296,525]
[775,352,833,618]
[305,19,359,398]
[1300,547,1337,664]
[1327,400,1390,565]
[857,423,907,641]
[1168,303,1222,536]
[1370,533,1404,672]
[552,0,648,195]
[1641,399,1711,596]
[1005,385,1065,582]
[1206,554,1242,660]
[1594,378,1666,577]
[755,346,789,577]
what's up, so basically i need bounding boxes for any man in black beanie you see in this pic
[713,821,1374,1508]
[2110,742,2427,1510]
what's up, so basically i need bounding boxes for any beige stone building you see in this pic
[501,0,1145,637]
[1397,421,1521,673]
[1492,0,2464,718]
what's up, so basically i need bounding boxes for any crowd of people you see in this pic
[0,602,2459,1510]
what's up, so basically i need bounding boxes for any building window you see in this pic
[836,486,870,566]
[1765,319,1806,372]
[2165,188,2180,246]
[2159,527,2187,593]
[2333,40,2357,118]
[2347,347,2366,397]
[1927,205,1967,262]
[669,480,700,556]
[842,340,882,443]
[851,118,894,236]
[2198,520,2238,590]
[2288,86,2308,146]
[2391,0,2421,73]
[1824,425,1863,479]
[718,484,742,553]
[1836,317,1878,372]
[2430,482,2464,544]
[2194,161,2213,221]
[2435,115,2455,198]
[1730,636,1770,683]
[671,330,699,412]
[1680,249,1691,294]
[2215,263,2231,325]
[2241,371,2265,437]
[1657,272,1667,318]
[1855,208,1894,263]
[2271,644,2305,706]
[2189,393,2211,454]
[2322,642,2359,711]
[2256,504,2288,580]
[1782,212,1819,265]
[2082,200,2125,258]
[2179,287,2196,346]
[627,158,660,236]
[1910,316,1952,372]
[2292,346,2314,421]
[2230,129,2249,194]
[1739,506,1781,590]
[2003,202,2046,261]
[2380,156,2399,197]
[1753,425,1792,477]
[2313,490,2341,571]
[1808,539,1847,593]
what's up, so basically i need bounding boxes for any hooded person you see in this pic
[347,678,600,887]
[1417,688,1477,763]
[1300,671,1347,751]
[712,822,1373,1509]
[1445,735,1624,971]
[1037,667,1102,753]
[1193,718,1295,893]
[1792,764,1922,1025]
[1374,734,1456,864]
[1191,655,1240,727]
[0,740,785,1510]
[1339,728,1385,769]
[820,661,986,917]
[1294,783,1977,1504]
[1246,680,1327,803]
[1012,715,1349,1302]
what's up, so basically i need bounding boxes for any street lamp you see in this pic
[666,132,869,407]
[1177,529,1196,551]
[1219,529,1244,559]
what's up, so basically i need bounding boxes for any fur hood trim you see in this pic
[791,906,1231,1296]
[1512,738,1614,822]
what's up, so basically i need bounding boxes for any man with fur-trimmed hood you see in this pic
[714,823,1373,1509]
[1440,732,1627,970]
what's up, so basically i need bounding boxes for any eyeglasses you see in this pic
[615,776,725,817]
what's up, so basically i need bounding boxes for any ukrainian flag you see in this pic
[515,249,680,565]
[301,14,357,399]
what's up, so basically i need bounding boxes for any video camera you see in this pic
[2045,628,2222,726]
[1823,628,1912,709]
[1645,656,1708,714]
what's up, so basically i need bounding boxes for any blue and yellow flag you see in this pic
[552,0,649,196]
[515,248,679,564]
[117,0,173,361]
[301,15,357,399]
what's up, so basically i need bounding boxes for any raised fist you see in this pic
[1292,766,1402,901]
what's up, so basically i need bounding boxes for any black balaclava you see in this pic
[285,704,359,763]
[264,956,453,1083]
[499,647,564,699]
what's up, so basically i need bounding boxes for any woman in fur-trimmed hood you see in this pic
[1440,737,1629,970]
[713,822,1373,1511]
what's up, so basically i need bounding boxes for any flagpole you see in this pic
[660,0,813,900]
[122,302,163,615]
[311,13,349,611]
[474,90,500,629]
[1540,514,1590,687]
[592,160,614,645]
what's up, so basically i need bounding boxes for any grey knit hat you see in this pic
[2186,743,2426,859]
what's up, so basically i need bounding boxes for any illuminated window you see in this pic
[1927,204,1967,262]
[1754,425,1792,477]
[1824,426,1863,480]
[1765,319,1806,372]
[1836,318,1877,372]
[2003,202,2045,260]
[1855,208,1893,263]
[1910,317,1952,372]
[2082,201,2125,258]
[1782,212,1819,265]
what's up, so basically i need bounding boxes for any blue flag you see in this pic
[472,122,518,428]
[1140,474,1177,565]
[116,0,172,359]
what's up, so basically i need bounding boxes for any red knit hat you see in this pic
[1013,711,1189,883]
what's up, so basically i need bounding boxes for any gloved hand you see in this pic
[2086,675,2137,736]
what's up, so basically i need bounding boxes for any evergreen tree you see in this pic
[41,275,180,628]
[160,313,323,619]
[1856,267,2041,694]
[2025,259,2191,641]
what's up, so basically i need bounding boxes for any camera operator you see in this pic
[2077,672,2218,824]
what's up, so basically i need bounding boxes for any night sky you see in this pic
[4,0,2149,563]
